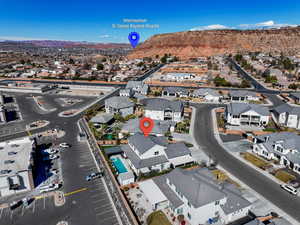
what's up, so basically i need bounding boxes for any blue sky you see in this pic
[0,0,300,43]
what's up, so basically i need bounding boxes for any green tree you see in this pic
[265,75,278,83]
[240,80,251,88]
[288,83,298,90]
[96,63,104,70]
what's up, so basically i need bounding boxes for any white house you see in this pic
[119,88,134,97]
[228,90,260,102]
[192,88,221,102]
[142,98,184,122]
[105,96,135,117]
[164,73,195,82]
[144,167,252,225]
[253,132,300,174]
[121,133,194,175]
[125,81,149,95]
[272,103,300,129]
[226,103,269,126]
[162,87,189,98]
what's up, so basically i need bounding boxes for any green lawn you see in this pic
[147,211,171,225]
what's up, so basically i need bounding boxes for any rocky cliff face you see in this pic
[128,27,300,59]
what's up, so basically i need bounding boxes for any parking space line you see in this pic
[10,209,14,220]
[95,209,114,217]
[0,208,3,219]
[93,202,112,209]
[21,206,25,216]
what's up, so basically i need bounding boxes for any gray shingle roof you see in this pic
[153,175,184,209]
[166,168,226,208]
[126,81,143,89]
[255,132,300,164]
[128,133,167,155]
[227,103,269,116]
[90,113,114,124]
[163,87,189,95]
[121,144,168,169]
[229,90,257,98]
[272,103,300,116]
[165,142,191,159]
[105,96,135,110]
[122,118,175,135]
[220,183,251,215]
[193,88,221,97]
[142,98,183,112]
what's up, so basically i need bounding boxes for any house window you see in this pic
[233,115,239,118]
[154,151,159,155]
[215,200,220,205]
[187,213,191,220]
[177,208,183,214]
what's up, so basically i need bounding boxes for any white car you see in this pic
[59,143,71,148]
[280,184,298,195]
[39,184,59,193]
[50,169,58,175]
[43,148,57,154]
[43,154,58,161]
[49,154,59,160]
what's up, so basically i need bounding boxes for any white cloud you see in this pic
[99,34,110,38]
[190,24,229,31]
[239,20,297,29]
[256,20,275,27]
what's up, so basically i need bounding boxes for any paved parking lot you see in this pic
[0,91,121,225]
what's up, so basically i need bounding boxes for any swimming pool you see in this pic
[111,158,128,173]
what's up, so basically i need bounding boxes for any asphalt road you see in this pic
[0,92,120,225]
[192,104,300,222]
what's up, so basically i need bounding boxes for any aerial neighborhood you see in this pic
[1,16,300,225]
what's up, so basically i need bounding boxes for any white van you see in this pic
[280,184,298,195]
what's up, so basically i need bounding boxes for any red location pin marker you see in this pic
[140,117,154,137]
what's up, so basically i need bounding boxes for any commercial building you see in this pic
[0,137,36,197]
[0,82,57,94]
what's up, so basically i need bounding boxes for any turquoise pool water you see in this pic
[111,158,128,173]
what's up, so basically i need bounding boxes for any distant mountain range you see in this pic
[129,26,300,59]
[0,40,130,49]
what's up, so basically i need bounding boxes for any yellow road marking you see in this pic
[35,195,46,200]
[64,188,88,197]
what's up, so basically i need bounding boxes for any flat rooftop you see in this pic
[0,137,34,176]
